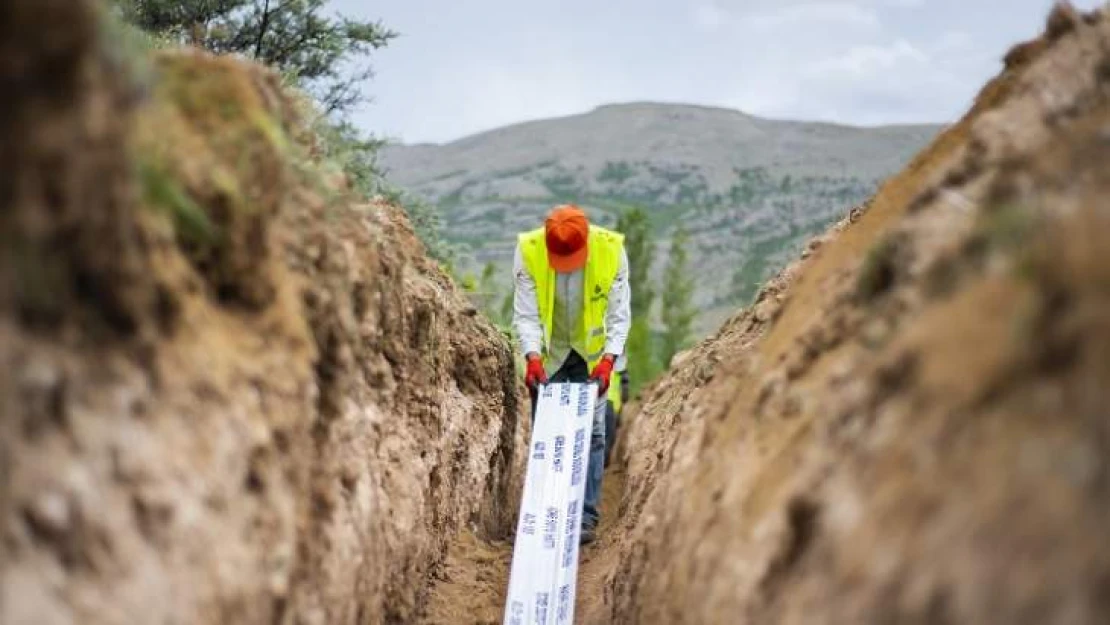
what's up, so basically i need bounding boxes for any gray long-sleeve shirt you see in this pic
[512,244,632,375]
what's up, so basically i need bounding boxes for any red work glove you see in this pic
[590,354,616,397]
[524,354,548,389]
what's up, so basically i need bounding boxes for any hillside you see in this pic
[380,103,942,331]
[6,2,1110,625]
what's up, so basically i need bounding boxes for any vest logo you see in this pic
[590,284,608,303]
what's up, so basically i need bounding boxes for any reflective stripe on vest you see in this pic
[519,225,625,370]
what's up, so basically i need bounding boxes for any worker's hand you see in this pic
[524,353,548,389]
[590,354,616,397]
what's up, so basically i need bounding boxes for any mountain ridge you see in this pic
[388,101,947,150]
[380,101,944,333]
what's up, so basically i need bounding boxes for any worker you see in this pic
[513,204,630,546]
[604,354,628,467]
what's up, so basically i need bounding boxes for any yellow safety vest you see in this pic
[609,370,623,413]
[519,225,625,370]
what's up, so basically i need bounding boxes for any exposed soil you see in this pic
[599,5,1110,624]
[5,2,1110,625]
[1,3,525,624]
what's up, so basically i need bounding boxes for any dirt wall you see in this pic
[601,6,1110,624]
[0,2,525,624]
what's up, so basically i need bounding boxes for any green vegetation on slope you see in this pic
[619,208,663,396]
[112,0,459,265]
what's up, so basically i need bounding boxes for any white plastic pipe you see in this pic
[503,382,595,625]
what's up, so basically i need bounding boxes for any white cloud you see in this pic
[787,35,973,124]
[809,39,929,76]
[348,0,1091,142]
[933,30,974,52]
[693,2,729,31]
[742,2,882,30]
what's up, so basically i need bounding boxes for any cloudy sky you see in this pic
[333,0,1105,144]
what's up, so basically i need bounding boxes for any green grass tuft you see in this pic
[139,159,216,246]
[856,235,903,301]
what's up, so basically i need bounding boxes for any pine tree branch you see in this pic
[253,0,271,58]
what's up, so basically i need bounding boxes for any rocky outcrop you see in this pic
[601,6,1110,624]
[0,2,525,624]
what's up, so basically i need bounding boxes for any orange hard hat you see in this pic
[545,205,589,273]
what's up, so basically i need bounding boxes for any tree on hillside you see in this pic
[113,0,397,115]
[615,207,660,394]
[659,226,696,368]
[618,208,655,319]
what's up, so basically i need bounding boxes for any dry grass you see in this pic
[134,51,300,309]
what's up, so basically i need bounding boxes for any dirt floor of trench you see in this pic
[418,463,627,624]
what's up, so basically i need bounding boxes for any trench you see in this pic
[417,460,628,624]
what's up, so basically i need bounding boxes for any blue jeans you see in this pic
[530,351,607,529]
[583,393,607,528]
